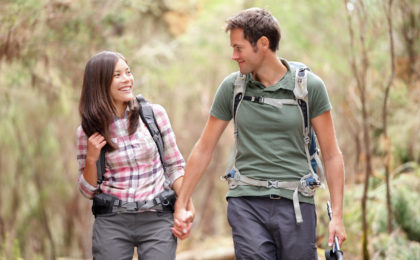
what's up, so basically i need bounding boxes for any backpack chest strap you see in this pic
[243,96,298,108]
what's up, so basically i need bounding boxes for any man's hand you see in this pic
[328,217,346,247]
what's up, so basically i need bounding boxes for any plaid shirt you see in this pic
[77,104,185,202]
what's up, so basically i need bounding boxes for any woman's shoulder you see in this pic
[150,103,167,117]
[147,103,172,129]
[76,125,88,144]
[76,125,86,136]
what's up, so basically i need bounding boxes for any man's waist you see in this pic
[226,187,315,204]
[231,170,306,182]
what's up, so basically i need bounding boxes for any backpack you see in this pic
[222,62,325,223]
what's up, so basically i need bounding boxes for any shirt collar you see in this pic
[247,58,295,92]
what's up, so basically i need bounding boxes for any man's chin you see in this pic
[238,68,249,74]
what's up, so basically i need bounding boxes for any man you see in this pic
[173,8,346,259]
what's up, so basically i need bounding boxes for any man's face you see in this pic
[230,28,263,74]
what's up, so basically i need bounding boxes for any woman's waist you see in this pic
[99,181,165,202]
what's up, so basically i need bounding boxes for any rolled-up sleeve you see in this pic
[152,105,185,185]
[76,126,99,199]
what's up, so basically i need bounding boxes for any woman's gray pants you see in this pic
[92,211,176,260]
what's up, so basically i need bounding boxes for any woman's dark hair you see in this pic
[225,8,281,52]
[79,51,139,151]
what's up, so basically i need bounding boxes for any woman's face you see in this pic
[109,58,134,111]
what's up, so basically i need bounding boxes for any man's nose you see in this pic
[232,52,239,61]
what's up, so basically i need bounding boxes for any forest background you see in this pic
[0,0,419,259]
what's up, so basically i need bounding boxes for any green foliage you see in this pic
[318,165,420,258]
[367,167,420,258]
[372,231,420,260]
[392,174,420,242]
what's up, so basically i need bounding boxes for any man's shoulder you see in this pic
[221,71,240,86]
[286,60,324,87]
[215,71,241,96]
[306,70,325,90]
[284,60,326,93]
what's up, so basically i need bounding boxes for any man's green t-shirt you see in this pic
[210,59,331,204]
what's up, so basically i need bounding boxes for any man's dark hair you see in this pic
[225,8,281,52]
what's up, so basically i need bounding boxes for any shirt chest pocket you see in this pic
[131,130,158,163]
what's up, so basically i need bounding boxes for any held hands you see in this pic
[86,132,107,162]
[172,200,195,240]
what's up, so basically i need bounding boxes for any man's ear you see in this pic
[258,36,270,51]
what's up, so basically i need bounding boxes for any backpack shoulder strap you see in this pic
[96,148,106,186]
[224,72,248,177]
[232,72,248,120]
[136,94,166,171]
[289,61,310,100]
[290,62,311,137]
[289,62,325,184]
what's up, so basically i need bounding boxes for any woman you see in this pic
[77,51,193,259]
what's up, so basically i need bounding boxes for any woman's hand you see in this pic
[86,132,107,163]
[82,132,107,187]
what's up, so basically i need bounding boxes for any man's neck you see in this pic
[253,55,287,87]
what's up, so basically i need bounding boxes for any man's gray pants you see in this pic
[227,196,317,260]
[92,211,176,260]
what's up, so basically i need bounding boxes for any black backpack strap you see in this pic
[136,94,166,172]
[96,148,106,186]
[233,91,245,121]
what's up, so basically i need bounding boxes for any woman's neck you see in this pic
[115,103,127,118]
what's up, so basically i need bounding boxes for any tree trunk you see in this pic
[382,0,395,234]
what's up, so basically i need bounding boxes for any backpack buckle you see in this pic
[224,168,240,189]
[298,174,320,197]
[121,202,138,211]
[267,180,278,188]
[250,96,264,104]
[161,198,170,206]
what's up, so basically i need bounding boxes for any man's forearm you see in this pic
[324,154,345,219]
[176,142,213,209]
[175,115,229,210]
